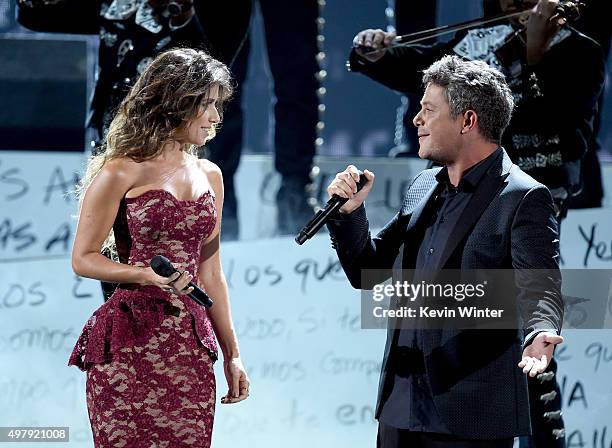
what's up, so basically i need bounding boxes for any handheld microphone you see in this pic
[295,172,368,245]
[150,255,213,308]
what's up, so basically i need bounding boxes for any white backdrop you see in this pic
[1,151,611,447]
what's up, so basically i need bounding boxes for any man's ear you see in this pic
[462,110,478,134]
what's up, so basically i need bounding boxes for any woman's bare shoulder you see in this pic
[196,157,221,176]
[193,158,222,201]
[99,156,144,184]
[196,158,222,184]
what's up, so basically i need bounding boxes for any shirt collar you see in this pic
[435,147,502,192]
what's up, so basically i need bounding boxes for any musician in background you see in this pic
[351,0,604,221]
[17,0,215,147]
[199,1,321,239]
[347,0,605,447]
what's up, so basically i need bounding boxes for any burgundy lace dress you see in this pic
[69,189,218,447]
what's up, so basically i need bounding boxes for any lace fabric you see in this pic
[69,189,219,370]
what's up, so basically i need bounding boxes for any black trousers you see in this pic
[377,423,514,448]
[200,0,319,205]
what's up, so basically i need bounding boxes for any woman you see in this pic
[69,48,249,447]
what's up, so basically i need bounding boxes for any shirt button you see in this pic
[429,248,434,254]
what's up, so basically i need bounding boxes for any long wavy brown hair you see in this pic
[77,48,233,251]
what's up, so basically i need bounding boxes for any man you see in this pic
[348,2,604,445]
[327,55,564,447]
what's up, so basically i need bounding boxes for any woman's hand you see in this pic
[140,267,195,295]
[221,357,250,404]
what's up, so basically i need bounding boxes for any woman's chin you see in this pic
[184,138,206,147]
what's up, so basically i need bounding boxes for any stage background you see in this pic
[1,152,611,447]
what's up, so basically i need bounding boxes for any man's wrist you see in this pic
[333,204,364,222]
[339,202,365,215]
[523,329,558,349]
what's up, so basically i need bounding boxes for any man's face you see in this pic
[413,83,463,164]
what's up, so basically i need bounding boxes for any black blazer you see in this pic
[327,149,563,440]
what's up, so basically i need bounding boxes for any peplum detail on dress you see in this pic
[69,189,219,371]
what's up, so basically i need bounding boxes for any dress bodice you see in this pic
[69,189,219,370]
[123,188,217,276]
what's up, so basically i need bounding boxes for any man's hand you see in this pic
[352,29,396,62]
[518,331,564,377]
[327,165,375,214]
[526,0,566,65]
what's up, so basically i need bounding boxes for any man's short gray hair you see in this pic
[422,55,514,144]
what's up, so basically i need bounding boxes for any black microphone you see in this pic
[150,255,213,308]
[295,172,368,245]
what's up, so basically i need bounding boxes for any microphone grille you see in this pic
[356,172,368,191]
[150,255,176,277]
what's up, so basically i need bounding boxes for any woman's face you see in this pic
[182,84,221,146]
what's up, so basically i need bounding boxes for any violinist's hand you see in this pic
[526,0,566,65]
[353,29,396,62]
[327,165,375,214]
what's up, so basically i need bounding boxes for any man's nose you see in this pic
[413,110,423,128]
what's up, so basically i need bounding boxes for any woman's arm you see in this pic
[72,159,179,288]
[197,160,249,404]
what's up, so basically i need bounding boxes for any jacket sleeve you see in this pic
[326,173,423,289]
[347,41,451,96]
[17,0,102,34]
[510,185,564,345]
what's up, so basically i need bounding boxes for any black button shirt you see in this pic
[379,147,502,431]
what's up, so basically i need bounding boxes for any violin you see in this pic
[356,0,585,55]
[494,1,583,77]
